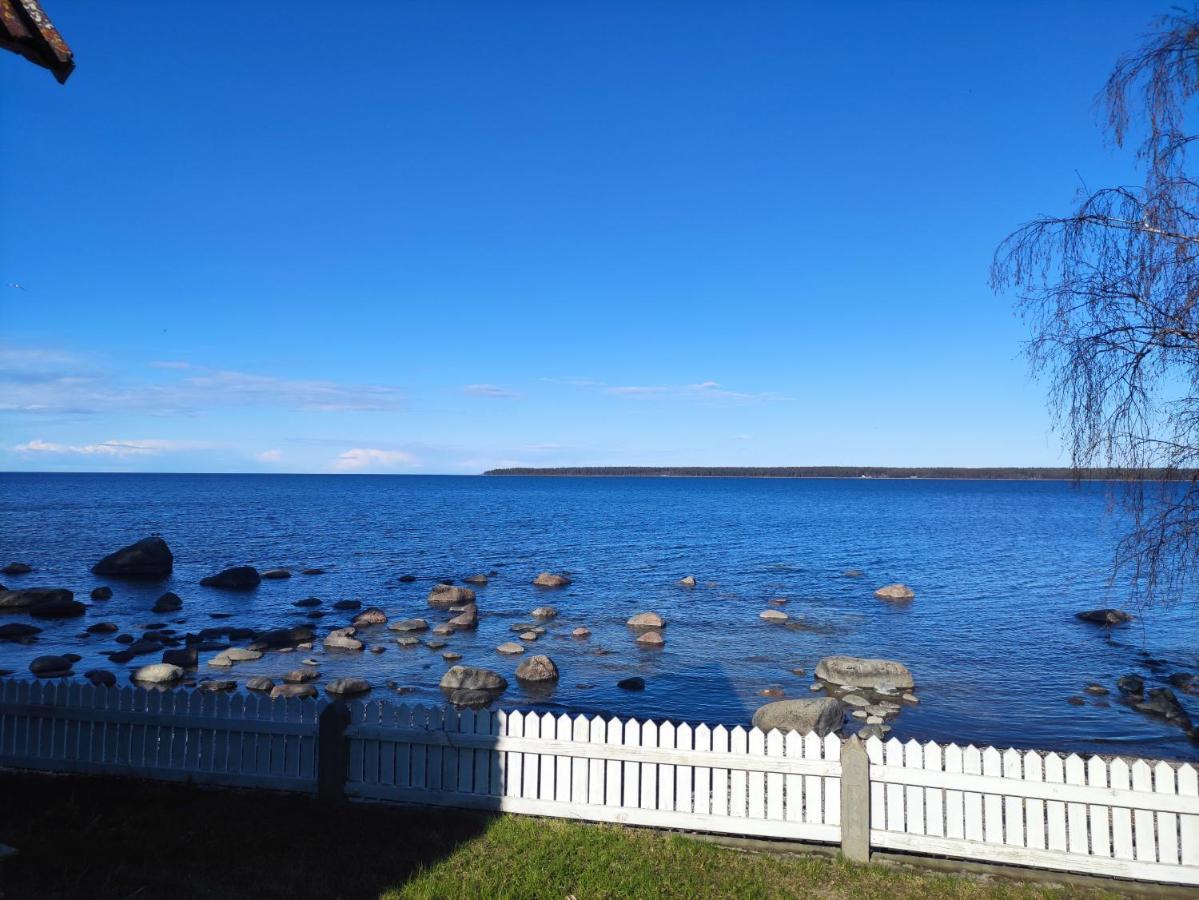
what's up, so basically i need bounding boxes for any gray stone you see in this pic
[388,618,428,633]
[323,627,364,651]
[270,683,317,699]
[30,655,73,677]
[874,583,915,601]
[515,654,559,683]
[1076,608,1133,625]
[261,568,291,579]
[627,611,663,628]
[246,676,275,692]
[199,679,236,693]
[428,584,475,607]
[152,592,182,613]
[635,629,665,647]
[84,669,116,687]
[815,656,915,692]
[92,536,173,580]
[678,575,697,587]
[531,606,558,619]
[90,586,113,600]
[752,698,847,736]
[760,609,788,622]
[496,642,525,655]
[532,572,570,588]
[440,666,508,692]
[133,663,183,684]
[200,566,261,589]
[617,676,645,691]
[351,607,387,626]
[325,677,371,696]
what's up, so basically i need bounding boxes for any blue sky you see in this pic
[0,1,1159,473]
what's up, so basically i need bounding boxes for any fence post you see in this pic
[317,700,351,801]
[840,735,871,863]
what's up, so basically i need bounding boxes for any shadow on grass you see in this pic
[0,770,494,900]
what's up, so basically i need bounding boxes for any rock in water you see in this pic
[246,676,275,692]
[463,574,489,585]
[427,584,476,607]
[678,575,697,587]
[325,677,371,696]
[874,583,915,601]
[1117,674,1145,696]
[627,612,664,628]
[752,698,847,736]
[635,630,665,647]
[572,627,590,638]
[0,623,41,641]
[760,610,789,622]
[29,655,73,677]
[496,642,525,655]
[90,586,113,600]
[398,574,416,583]
[261,568,291,579]
[388,618,428,633]
[815,656,915,692]
[1075,608,1133,625]
[199,680,236,693]
[200,566,261,589]
[28,590,85,619]
[84,669,116,687]
[133,663,183,684]
[617,676,646,691]
[162,647,198,668]
[532,572,571,588]
[332,599,361,610]
[515,655,560,683]
[323,627,364,651]
[531,606,558,620]
[152,591,182,613]
[271,683,317,699]
[92,536,173,580]
[449,605,479,628]
[1134,688,1193,731]
[440,666,508,692]
[351,607,387,626]
[1,562,31,575]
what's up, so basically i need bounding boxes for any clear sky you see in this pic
[0,1,1161,474]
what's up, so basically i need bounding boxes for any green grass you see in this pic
[0,771,1122,899]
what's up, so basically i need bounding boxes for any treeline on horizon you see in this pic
[483,466,1191,480]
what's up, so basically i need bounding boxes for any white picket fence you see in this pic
[343,703,842,843]
[0,677,1197,887]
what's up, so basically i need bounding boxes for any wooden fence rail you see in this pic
[1,678,1197,887]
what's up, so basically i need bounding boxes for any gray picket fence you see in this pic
[0,678,1196,887]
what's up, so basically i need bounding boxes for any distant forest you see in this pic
[483,466,1188,480]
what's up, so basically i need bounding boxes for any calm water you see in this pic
[1,473,1196,760]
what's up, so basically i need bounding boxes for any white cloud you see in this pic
[256,449,283,462]
[331,448,419,472]
[605,380,775,402]
[13,438,203,457]
[463,384,518,398]
[0,344,405,415]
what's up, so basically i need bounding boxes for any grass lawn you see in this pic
[0,771,1123,899]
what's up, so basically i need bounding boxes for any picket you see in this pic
[2,680,1198,886]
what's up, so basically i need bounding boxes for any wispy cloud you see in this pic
[13,438,207,457]
[256,449,283,462]
[0,345,405,416]
[331,447,420,472]
[462,383,519,399]
[551,376,782,403]
[150,360,193,370]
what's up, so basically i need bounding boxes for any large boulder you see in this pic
[815,656,915,692]
[515,655,559,683]
[132,663,183,684]
[627,612,664,629]
[752,698,847,736]
[29,655,73,677]
[92,536,173,580]
[28,590,85,619]
[874,584,915,601]
[440,666,507,692]
[200,566,261,589]
[533,572,571,588]
[1076,608,1133,625]
[427,584,475,607]
[325,677,371,696]
[323,627,364,651]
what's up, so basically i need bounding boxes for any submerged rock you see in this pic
[1117,674,1145,697]
[85,669,116,687]
[283,668,319,684]
[152,592,182,613]
[617,676,646,691]
[90,586,113,600]
[294,597,322,608]
[2,562,31,575]
[1075,608,1133,626]
[1134,688,1193,731]
[463,574,489,585]
[398,574,416,583]
[874,583,915,601]
[635,630,665,647]
[261,568,291,579]
[388,618,429,633]
[532,572,571,588]
[29,591,85,619]
[0,623,41,641]
[571,627,591,638]
[332,599,361,611]
[531,606,558,620]
[271,683,317,699]
[326,677,371,696]
[760,609,789,622]
[162,647,198,668]
[92,536,173,580]
[496,642,525,655]
[200,566,261,590]
[752,698,847,736]
[199,679,236,693]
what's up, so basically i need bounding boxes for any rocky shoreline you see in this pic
[1,536,1197,744]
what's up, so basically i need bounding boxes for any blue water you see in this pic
[1,473,1196,760]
